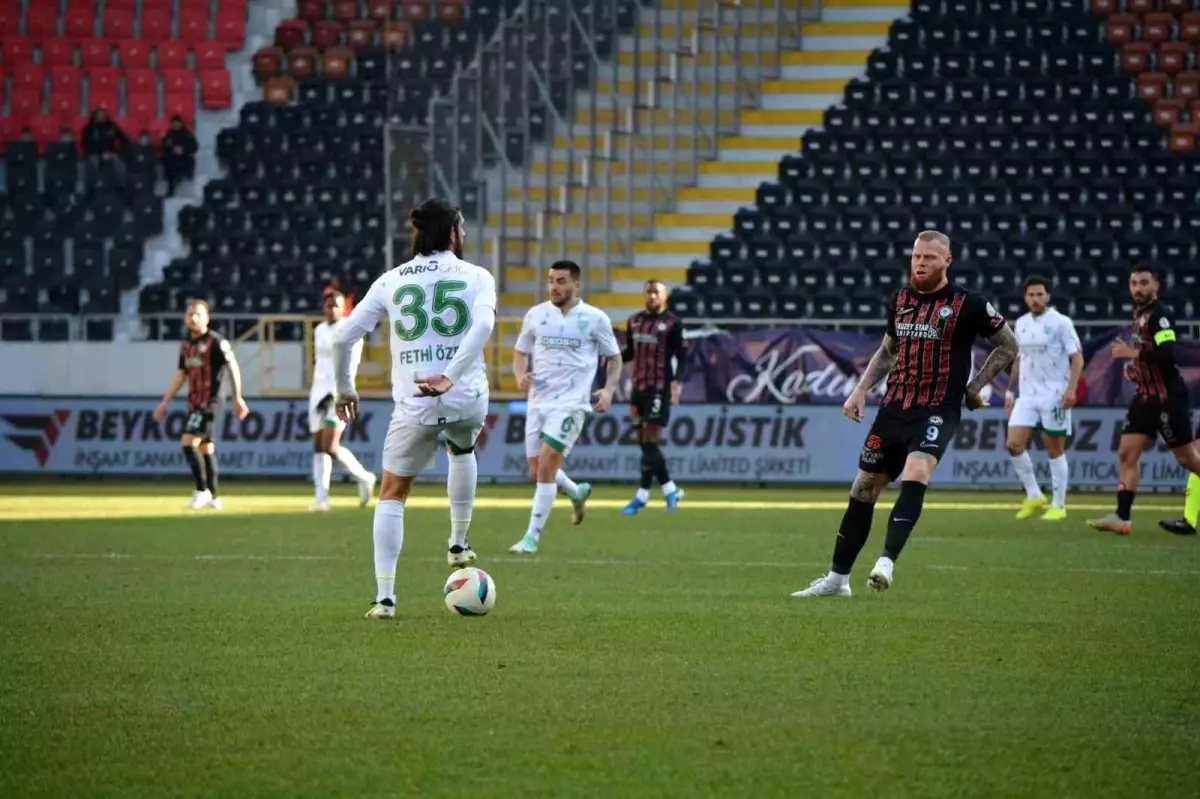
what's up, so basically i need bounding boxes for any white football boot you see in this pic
[358,475,376,507]
[868,557,894,592]
[309,500,331,512]
[791,573,852,598]
[187,489,212,510]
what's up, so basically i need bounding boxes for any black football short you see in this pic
[184,409,215,442]
[858,406,961,482]
[630,388,671,427]
[1122,394,1195,449]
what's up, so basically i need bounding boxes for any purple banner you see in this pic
[674,327,1200,407]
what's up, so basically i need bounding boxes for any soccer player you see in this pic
[1004,276,1083,521]
[620,279,686,514]
[153,299,250,510]
[508,260,623,554]
[793,230,1017,598]
[308,287,376,512]
[332,198,496,619]
[1088,266,1200,536]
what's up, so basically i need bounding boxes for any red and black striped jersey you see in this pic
[177,331,232,412]
[1131,301,1186,402]
[883,284,1006,410]
[622,311,685,392]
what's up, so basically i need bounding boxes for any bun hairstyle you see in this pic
[410,197,462,257]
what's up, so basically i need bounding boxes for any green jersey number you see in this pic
[391,280,470,342]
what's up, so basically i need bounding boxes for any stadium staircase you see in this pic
[486,0,910,324]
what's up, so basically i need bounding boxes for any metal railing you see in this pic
[419,0,817,298]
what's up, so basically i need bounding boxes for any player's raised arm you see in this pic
[333,279,387,419]
[420,272,497,397]
[512,308,536,392]
[965,297,1018,409]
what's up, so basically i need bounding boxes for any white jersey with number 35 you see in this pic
[348,252,497,421]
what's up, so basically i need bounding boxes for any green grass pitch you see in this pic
[1,480,1197,798]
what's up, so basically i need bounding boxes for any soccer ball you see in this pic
[444,567,497,616]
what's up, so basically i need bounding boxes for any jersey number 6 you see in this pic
[391,280,469,342]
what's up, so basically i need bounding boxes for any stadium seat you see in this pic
[42,38,76,68]
[64,7,96,41]
[140,9,173,42]
[156,40,189,69]
[253,46,283,81]
[164,90,196,123]
[2,36,35,65]
[49,67,83,119]
[27,5,61,39]
[177,10,209,44]
[199,69,232,109]
[117,38,151,67]
[79,38,112,68]
[214,11,246,48]
[194,41,227,70]
[103,7,135,39]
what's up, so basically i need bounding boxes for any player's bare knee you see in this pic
[1006,440,1025,457]
[379,472,412,503]
[200,441,215,455]
[849,471,885,504]
[900,453,936,484]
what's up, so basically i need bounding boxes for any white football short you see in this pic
[308,391,343,434]
[382,408,486,476]
[524,406,587,458]
[1010,396,1071,437]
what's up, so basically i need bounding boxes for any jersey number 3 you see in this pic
[392,280,469,342]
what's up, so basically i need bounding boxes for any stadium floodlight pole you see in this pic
[554,0,571,265]
[602,0,618,280]
[578,0,598,276]
[519,8,533,278]
[668,0,681,200]
[382,33,394,272]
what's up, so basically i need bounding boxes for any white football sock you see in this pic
[635,488,650,503]
[661,480,677,495]
[554,469,578,500]
[335,447,373,482]
[525,482,557,542]
[313,452,332,502]
[373,499,404,602]
[1049,454,1069,508]
[447,452,477,549]
[1010,451,1042,500]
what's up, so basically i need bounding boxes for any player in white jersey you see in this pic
[332,199,497,619]
[509,261,623,555]
[1004,276,1083,521]
[307,288,376,511]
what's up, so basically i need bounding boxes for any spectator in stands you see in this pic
[82,109,129,184]
[161,116,199,195]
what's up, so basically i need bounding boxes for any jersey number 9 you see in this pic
[392,280,469,342]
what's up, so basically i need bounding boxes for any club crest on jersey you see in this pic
[197,344,207,354]
[929,416,943,425]
[658,323,667,331]
[938,306,952,319]
[1160,316,1170,329]
[577,320,588,333]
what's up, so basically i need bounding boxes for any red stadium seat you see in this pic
[215,11,246,48]
[401,0,431,22]
[116,38,151,67]
[1158,42,1193,76]
[1090,0,1116,15]
[140,9,173,42]
[275,19,308,51]
[348,19,375,48]
[1104,14,1136,46]
[49,66,83,118]
[26,5,61,39]
[124,66,157,94]
[1176,71,1200,101]
[217,0,248,15]
[199,68,231,109]
[332,0,358,23]
[1122,41,1154,74]
[79,38,113,67]
[8,86,43,121]
[298,0,326,24]
[0,5,16,38]
[1141,12,1175,45]
[126,89,158,120]
[435,0,464,23]
[161,67,195,94]
[13,63,45,91]
[382,21,409,50]
[366,0,394,25]
[0,117,19,152]
[1182,13,1200,45]
[28,115,61,153]
[1153,98,1185,127]
[2,36,36,65]
[163,90,195,124]
[1169,122,1199,152]
[1136,71,1169,102]
[140,0,172,8]
[106,0,137,8]
[177,10,210,44]
[102,7,135,39]
[1163,0,1188,11]
[287,46,318,80]
[156,40,189,68]
[148,116,170,145]
[1126,0,1153,14]
[41,37,77,67]
[0,67,6,108]
[312,20,343,50]
[64,7,95,41]
[252,46,282,81]
[116,115,149,141]
[264,75,295,105]
[194,40,227,70]
[87,80,119,113]
[88,65,119,90]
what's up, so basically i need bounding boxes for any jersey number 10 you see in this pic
[392,280,469,341]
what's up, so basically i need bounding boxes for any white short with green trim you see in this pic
[308,390,344,434]
[382,407,486,476]
[524,406,587,458]
[1010,396,1071,437]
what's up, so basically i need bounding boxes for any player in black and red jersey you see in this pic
[153,299,250,510]
[794,230,1018,598]
[1088,266,1200,536]
[620,280,687,514]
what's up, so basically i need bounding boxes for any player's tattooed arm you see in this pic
[854,333,900,393]
[602,353,623,391]
[967,323,1019,397]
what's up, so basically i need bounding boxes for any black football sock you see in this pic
[644,442,671,486]
[831,497,875,575]
[638,442,654,490]
[203,452,219,498]
[882,480,928,561]
[1116,488,1135,521]
[183,446,207,491]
